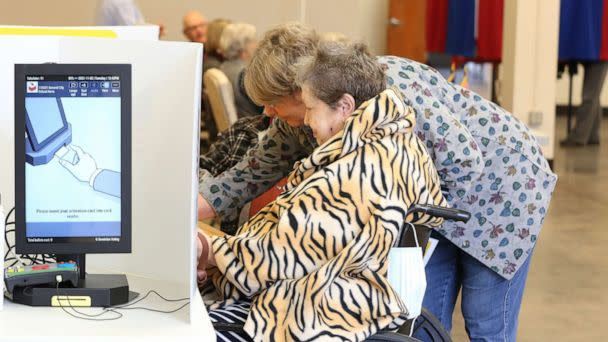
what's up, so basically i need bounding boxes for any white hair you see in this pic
[218,22,257,60]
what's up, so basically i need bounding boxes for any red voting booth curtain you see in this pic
[426,0,504,62]
[426,0,448,53]
[601,0,608,60]
[477,0,504,62]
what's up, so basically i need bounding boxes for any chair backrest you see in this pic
[203,68,238,132]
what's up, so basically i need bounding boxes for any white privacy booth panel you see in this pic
[0,26,160,313]
[0,37,61,227]
[0,36,61,311]
[0,26,159,211]
[0,37,211,339]
[58,38,203,322]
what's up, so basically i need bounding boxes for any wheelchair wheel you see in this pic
[365,331,421,341]
[214,322,421,342]
[212,309,451,342]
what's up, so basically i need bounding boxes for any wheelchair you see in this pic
[209,204,470,342]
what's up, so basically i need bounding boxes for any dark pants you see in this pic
[415,232,533,342]
[568,62,608,144]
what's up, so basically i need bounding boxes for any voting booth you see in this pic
[0,26,214,340]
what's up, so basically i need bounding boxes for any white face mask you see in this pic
[387,223,427,319]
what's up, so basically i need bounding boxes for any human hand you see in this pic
[58,145,98,183]
[198,193,217,220]
[197,231,209,284]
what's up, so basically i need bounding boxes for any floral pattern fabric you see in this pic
[379,56,558,279]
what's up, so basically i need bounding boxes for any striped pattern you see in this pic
[208,300,252,342]
[205,87,447,341]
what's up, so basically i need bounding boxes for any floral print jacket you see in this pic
[379,56,557,279]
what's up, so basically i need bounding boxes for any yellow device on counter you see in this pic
[51,296,92,307]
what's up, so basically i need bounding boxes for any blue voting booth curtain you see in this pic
[445,0,476,57]
[559,0,604,61]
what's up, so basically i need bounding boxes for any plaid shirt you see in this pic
[200,115,271,176]
[200,115,271,233]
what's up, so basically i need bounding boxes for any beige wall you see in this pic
[358,0,390,54]
[0,1,96,26]
[138,0,301,42]
[500,0,559,159]
[0,0,389,54]
[304,0,389,54]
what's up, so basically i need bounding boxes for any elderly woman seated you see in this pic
[198,41,447,341]
[203,18,231,73]
[218,21,262,117]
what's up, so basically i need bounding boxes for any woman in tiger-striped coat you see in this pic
[200,42,447,341]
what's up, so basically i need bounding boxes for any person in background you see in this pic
[182,10,208,45]
[558,0,608,147]
[203,18,231,73]
[219,22,263,117]
[183,10,214,150]
[96,0,165,37]
[560,62,608,147]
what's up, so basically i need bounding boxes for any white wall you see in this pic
[500,0,560,159]
[0,0,389,54]
[304,0,389,54]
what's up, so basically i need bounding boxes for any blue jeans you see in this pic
[414,232,532,342]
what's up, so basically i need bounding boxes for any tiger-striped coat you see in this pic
[206,88,447,341]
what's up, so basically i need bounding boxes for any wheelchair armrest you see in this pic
[408,204,470,223]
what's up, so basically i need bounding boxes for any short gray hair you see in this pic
[296,41,385,108]
[219,22,257,60]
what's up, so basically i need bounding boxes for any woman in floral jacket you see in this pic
[379,56,557,341]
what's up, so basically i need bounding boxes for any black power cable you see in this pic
[5,203,190,321]
[4,206,56,268]
[53,275,190,321]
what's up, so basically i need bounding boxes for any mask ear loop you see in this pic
[407,222,420,248]
[395,222,421,248]
[409,316,417,336]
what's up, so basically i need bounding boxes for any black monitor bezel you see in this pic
[25,97,69,152]
[14,64,132,254]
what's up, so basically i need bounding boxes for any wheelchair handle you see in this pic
[408,204,470,223]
